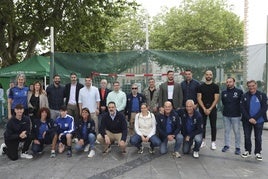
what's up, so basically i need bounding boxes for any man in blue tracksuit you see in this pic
[156,101,183,157]
[178,100,203,158]
[55,105,75,157]
[240,80,267,161]
[221,77,243,155]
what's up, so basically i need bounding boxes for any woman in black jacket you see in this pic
[31,107,58,158]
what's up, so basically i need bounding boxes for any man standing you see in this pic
[240,80,267,161]
[197,70,219,149]
[46,74,65,120]
[78,76,100,134]
[64,72,84,126]
[156,101,183,157]
[178,100,203,158]
[106,81,127,114]
[143,78,159,113]
[97,102,128,154]
[221,77,243,155]
[158,70,183,111]
[181,69,200,107]
[125,83,146,135]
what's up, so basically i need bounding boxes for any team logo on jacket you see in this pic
[233,92,238,98]
[65,123,68,127]
[223,94,227,98]
[87,123,91,128]
[193,118,197,124]
[172,116,176,122]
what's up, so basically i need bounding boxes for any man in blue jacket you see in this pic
[125,83,146,135]
[178,100,203,158]
[221,77,243,155]
[240,80,267,161]
[156,101,183,157]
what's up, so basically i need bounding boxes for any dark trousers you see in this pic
[31,130,57,154]
[200,107,217,141]
[5,137,32,161]
[242,121,263,154]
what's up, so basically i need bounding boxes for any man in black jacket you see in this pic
[64,72,84,126]
[97,101,128,154]
[1,104,32,160]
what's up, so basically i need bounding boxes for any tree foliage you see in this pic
[149,0,244,79]
[150,0,243,51]
[0,0,138,67]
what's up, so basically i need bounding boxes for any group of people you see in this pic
[0,69,266,162]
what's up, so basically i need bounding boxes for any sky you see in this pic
[136,0,268,45]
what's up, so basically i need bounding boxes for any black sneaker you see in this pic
[103,145,111,153]
[67,150,72,157]
[221,146,229,152]
[241,151,251,158]
[235,148,241,155]
[149,147,155,154]
[137,147,144,154]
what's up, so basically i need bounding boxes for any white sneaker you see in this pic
[88,150,95,158]
[21,152,33,159]
[211,141,216,150]
[193,151,199,158]
[0,143,6,156]
[201,141,206,148]
[84,144,90,152]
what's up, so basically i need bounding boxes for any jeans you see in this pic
[183,133,202,153]
[242,121,263,154]
[223,116,241,148]
[130,134,161,149]
[74,133,96,151]
[160,133,183,154]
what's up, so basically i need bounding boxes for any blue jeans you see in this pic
[130,134,161,149]
[242,121,263,154]
[74,133,96,151]
[223,116,241,148]
[183,133,202,153]
[160,134,183,154]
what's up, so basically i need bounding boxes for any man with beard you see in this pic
[143,78,159,113]
[46,74,65,120]
[158,70,183,112]
[197,70,219,150]
[97,101,128,154]
[64,72,84,126]
[221,77,243,155]
[181,69,200,107]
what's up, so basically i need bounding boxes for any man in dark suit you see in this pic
[64,72,84,126]
[158,70,183,112]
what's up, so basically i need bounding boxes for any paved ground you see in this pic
[1,115,268,179]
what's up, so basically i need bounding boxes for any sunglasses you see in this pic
[132,88,138,90]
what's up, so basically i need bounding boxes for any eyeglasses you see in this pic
[132,88,138,90]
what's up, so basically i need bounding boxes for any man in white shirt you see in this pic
[106,81,127,114]
[78,76,100,133]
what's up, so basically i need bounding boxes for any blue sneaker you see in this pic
[221,146,229,152]
[235,148,241,155]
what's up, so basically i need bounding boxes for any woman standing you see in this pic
[130,103,161,154]
[27,81,48,120]
[8,73,29,119]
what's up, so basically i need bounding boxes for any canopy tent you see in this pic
[0,55,77,87]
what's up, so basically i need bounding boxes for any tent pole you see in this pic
[49,27,55,85]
